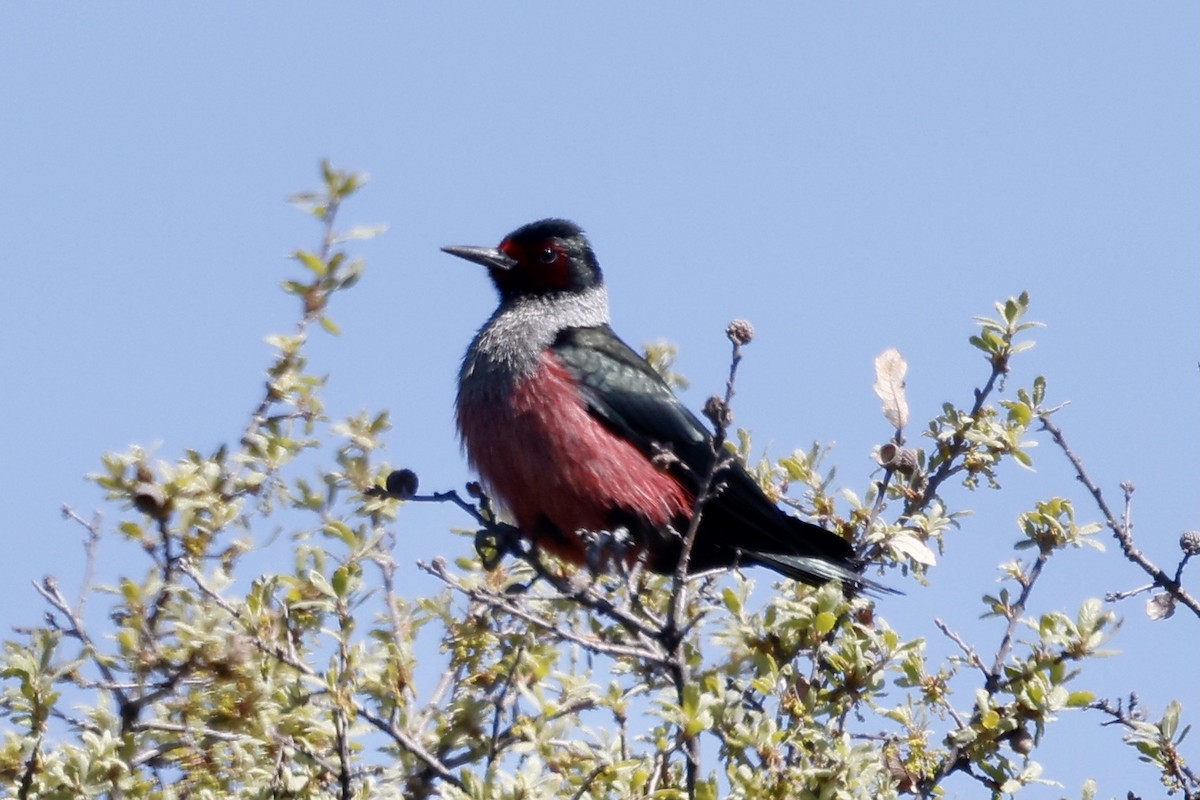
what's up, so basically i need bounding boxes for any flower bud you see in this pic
[725,318,755,345]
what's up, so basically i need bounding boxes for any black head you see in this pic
[442,218,603,302]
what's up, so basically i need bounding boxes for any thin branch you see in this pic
[33,577,130,711]
[240,195,342,448]
[907,353,1008,518]
[661,328,747,800]
[933,618,989,680]
[987,552,1049,688]
[570,764,611,800]
[1104,583,1156,603]
[443,697,599,771]
[352,704,466,789]
[17,732,42,800]
[923,546,1053,795]
[333,600,354,800]
[488,643,525,769]
[401,491,670,644]
[1089,697,1200,800]
[1040,415,1200,618]
[407,490,492,527]
[60,506,102,617]
[419,560,672,669]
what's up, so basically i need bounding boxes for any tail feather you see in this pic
[743,550,899,596]
[668,460,899,594]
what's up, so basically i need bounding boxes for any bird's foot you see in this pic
[580,526,634,577]
[474,522,523,571]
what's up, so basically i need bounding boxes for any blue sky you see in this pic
[2,5,1197,797]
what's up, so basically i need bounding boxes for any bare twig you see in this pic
[60,506,102,617]
[1040,415,1200,619]
[1104,583,1156,603]
[488,643,524,768]
[33,577,130,712]
[933,618,989,680]
[987,552,1049,689]
[660,328,748,799]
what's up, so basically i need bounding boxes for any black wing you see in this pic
[551,325,715,486]
[551,325,873,589]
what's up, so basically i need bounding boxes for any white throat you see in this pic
[459,284,611,396]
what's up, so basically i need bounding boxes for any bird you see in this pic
[443,218,870,590]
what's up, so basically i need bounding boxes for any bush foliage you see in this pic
[2,164,1195,800]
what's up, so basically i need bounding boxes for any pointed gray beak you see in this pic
[441,245,518,272]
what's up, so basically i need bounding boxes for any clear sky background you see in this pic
[1,5,1196,798]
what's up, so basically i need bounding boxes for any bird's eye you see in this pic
[538,247,558,264]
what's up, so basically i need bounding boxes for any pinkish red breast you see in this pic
[457,350,693,564]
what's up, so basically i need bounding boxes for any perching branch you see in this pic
[418,558,673,669]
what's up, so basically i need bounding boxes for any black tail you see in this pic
[689,464,897,594]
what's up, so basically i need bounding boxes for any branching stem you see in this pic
[1040,415,1200,618]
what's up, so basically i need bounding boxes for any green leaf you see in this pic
[293,249,327,276]
[331,565,350,598]
[722,587,741,615]
[1032,375,1046,406]
[323,520,357,546]
[1004,400,1032,427]
[307,569,336,599]
[1161,700,1182,740]
[969,334,991,353]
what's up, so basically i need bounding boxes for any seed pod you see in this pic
[725,318,755,345]
[385,469,419,499]
[878,442,919,475]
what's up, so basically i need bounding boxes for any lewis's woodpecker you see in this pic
[444,218,866,588]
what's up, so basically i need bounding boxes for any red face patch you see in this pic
[495,237,573,293]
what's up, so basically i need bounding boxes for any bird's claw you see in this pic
[474,523,522,571]
[582,526,633,576]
